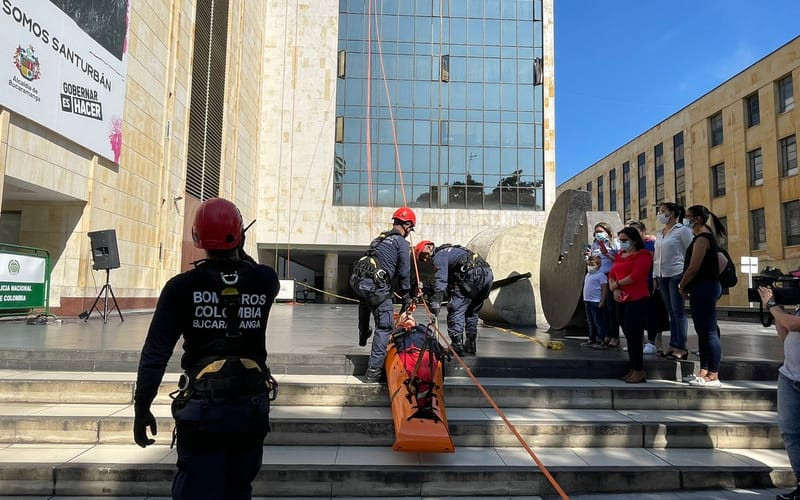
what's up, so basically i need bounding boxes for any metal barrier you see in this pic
[0,243,51,316]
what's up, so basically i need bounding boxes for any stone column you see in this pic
[324,251,339,304]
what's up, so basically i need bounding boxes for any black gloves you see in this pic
[133,405,157,448]
[400,293,413,313]
[429,302,440,316]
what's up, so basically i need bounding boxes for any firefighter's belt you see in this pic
[195,357,262,380]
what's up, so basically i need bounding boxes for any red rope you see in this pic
[365,0,374,234]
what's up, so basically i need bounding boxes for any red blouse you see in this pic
[609,250,653,302]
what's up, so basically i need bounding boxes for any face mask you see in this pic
[595,231,607,241]
[657,213,669,225]
[619,241,631,251]
[587,265,600,273]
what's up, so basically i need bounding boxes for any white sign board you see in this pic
[0,1,130,163]
[0,252,47,308]
[276,280,295,301]
[740,256,758,274]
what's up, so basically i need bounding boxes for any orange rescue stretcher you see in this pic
[385,312,454,453]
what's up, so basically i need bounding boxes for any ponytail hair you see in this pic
[687,204,727,238]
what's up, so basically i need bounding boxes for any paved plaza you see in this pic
[0,302,786,364]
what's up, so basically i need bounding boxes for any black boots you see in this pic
[777,484,800,500]
[464,335,477,355]
[450,337,464,356]
[364,366,383,383]
[358,327,372,347]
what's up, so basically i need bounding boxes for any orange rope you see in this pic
[408,237,569,500]
[370,0,407,207]
[363,6,565,495]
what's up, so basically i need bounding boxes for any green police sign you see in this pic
[0,253,47,309]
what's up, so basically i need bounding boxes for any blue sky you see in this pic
[555,0,800,186]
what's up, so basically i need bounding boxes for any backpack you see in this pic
[718,247,738,288]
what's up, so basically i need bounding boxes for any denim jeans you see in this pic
[778,373,800,483]
[656,274,688,350]
[584,300,606,342]
[688,279,722,373]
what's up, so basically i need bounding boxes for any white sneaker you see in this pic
[643,343,657,354]
[682,374,700,383]
[688,377,721,387]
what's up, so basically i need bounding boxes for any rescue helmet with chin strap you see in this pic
[192,198,243,250]
[392,207,416,227]
[415,240,434,258]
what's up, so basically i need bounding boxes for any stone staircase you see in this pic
[0,352,794,497]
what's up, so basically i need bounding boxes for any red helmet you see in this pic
[392,207,416,226]
[192,198,243,250]
[415,240,434,257]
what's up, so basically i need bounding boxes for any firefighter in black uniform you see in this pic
[350,207,416,382]
[415,240,493,356]
[133,198,280,500]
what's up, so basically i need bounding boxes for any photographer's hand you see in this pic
[757,286,773,309]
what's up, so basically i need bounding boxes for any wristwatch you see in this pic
[767,299,777,308]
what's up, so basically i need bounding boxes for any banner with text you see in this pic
[0,252,47,309]
[0,0,130,163]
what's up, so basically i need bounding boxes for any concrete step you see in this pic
[0,371,778,411]
[0,349,782,380]
[0,443,793,497]
[0,401,783,449]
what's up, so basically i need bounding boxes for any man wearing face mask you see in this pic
[582,255,608,348]
[583,222,621,347]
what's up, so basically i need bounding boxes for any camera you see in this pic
[747,266,800,305]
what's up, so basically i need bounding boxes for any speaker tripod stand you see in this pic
[80,269,124,323]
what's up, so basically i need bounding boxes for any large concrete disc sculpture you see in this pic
[468,224,544,327]
[540,189,625,330]
[539,190,592,331]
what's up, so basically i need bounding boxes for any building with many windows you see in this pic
[0,0,554,314]
[558,36,800,308]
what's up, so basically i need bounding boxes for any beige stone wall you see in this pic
[0,0,267,314]
[558,36,800,307]
[256,0,556,251]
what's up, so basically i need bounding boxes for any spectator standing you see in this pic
[678,205,725,387]
[584,222,621,348]
[608,227,653,383]
[654,202,694,360]
[627,220,666,354]
[581,255,608,349]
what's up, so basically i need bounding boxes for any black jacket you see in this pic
[134,259,279,410]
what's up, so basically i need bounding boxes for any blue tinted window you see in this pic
[501,20,517,45]
[450,18,467,44]
[485,123,500,146]
[335,0,545,209]
[467,0,483,18]
[485,20,500,44]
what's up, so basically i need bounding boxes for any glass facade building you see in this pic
[334,0,545,210]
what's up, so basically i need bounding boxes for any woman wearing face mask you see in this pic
[678,205,726,387]
[587,223,621,347]
[608,227,653,383]
[653,202,694,360]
